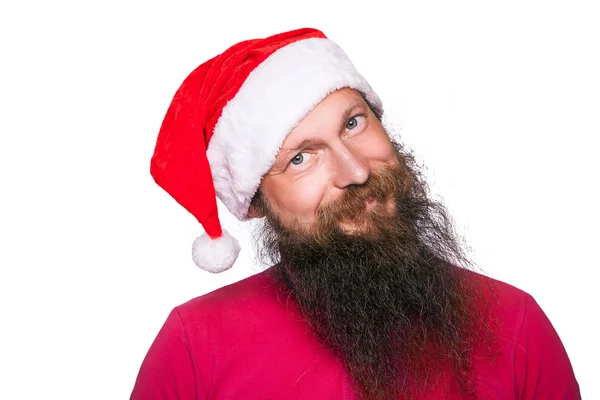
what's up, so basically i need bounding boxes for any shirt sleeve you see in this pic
[130,308,199,400]
[514,294,581,399]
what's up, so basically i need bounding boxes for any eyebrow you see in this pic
[276,139,319,164]
[340,99,366,125]
[277,99,367,161]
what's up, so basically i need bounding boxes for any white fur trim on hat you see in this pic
[192,229,241,273]
[207,37,383,221]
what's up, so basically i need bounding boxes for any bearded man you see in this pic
[130,28,580,399]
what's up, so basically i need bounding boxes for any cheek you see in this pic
[287,184,323,214]
[355,129,397,165]
[268,173,329,223]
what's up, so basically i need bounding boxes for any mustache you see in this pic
[315,163,406,225]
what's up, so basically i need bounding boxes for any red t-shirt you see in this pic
[130,269,580,399]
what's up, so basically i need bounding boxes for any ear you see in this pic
[247,203,265,219]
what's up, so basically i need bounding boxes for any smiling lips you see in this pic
[365,197,377,210]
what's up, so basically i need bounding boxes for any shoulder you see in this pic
[463,269,581,397]
[460,267,531,316]
[458,268,533,341]
[473,272,553,334]
[175,268,282,319]
[483,273,531,313]
[171,268,299,341]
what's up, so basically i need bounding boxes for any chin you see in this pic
[338,217,383,237]
[338,222,369,235]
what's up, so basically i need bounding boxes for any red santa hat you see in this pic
[151,28,383,273]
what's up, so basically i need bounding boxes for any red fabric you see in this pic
[130,270,580,399]
[150,28,326,239]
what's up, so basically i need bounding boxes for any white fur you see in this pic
[207,37,383,221]
[192,229,240,273]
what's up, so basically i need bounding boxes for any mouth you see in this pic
[365,196,377,210]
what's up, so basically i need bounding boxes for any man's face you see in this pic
[250,88,399,231]
[249,87,496,399]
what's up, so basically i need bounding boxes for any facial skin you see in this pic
[248,88,399,231]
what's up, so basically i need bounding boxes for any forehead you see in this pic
[296,88,366,130]
[282,88,368,144]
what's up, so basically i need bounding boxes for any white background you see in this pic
[1,1,598,398]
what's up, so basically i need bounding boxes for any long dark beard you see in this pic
[252,144,496,399]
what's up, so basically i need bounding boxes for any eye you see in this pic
[290,152,305,165]
[289,152,314,168]
[345,115,364,130]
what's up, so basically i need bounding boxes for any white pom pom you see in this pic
[192,230,241,273]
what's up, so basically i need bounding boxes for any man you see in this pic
[131,28,580,399]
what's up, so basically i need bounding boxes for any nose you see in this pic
[332,143,370,188]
